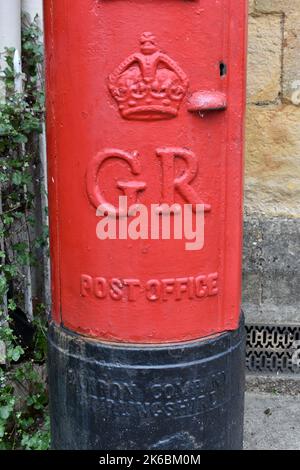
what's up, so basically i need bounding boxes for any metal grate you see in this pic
[246,324,300,374]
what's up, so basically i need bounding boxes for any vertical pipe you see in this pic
[0,0,21,321]
[21,0,51,314]
[13,48,34,321]
[22,0,43,25]
[0,0,21,96]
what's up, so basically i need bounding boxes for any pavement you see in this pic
[244,391,300,450]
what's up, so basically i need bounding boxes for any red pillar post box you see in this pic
[44,0,248,450]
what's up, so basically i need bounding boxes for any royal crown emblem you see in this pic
[108,33,189,121]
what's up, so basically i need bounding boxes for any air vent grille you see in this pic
[246,324,300,374]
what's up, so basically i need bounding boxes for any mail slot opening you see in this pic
[220,62,227,77]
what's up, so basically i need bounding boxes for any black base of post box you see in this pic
[48,318,245,450]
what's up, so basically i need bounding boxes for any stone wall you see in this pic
[243,1,300,324]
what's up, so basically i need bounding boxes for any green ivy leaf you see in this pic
[12,134,28,144]
[0,19,48,451]
[0,405,12,420]
[9,346,24,362]
[8,299,17,311]
[0,422,6,439]
[12,171,23,185]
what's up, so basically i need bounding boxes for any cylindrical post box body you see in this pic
[44,0,247,450]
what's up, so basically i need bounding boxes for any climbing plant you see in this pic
[0,17,50,450]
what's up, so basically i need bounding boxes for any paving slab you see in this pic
[244,391,300,450]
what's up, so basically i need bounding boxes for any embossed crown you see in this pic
[108,33,189,121]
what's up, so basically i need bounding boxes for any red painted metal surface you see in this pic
[44,0,248,343]
[188,91,227,112]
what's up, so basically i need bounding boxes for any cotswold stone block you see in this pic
[248,0,255,14]
[283,12,300,103]
[255,0,294,14]
[252,1,300,104]
[245,104,300,216]
[247,15,282,103]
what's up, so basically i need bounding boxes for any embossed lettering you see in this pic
[87,372,227,419]
[86,148,144,213]
[146,280,161,301]
[87,146,210,216]
[110,278,123,300]
[195,275,208,298]
[208,272,219,296]
[124,279,141,302]
[80,273,219,302]
[80,274,93,297]
[156,147,211,212]
[94,277,108,299]
[161,278,175,301]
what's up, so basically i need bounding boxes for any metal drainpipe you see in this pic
[21,0,51,316]
[0,0,22,323]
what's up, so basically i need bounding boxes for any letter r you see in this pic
[156,147,211,212]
